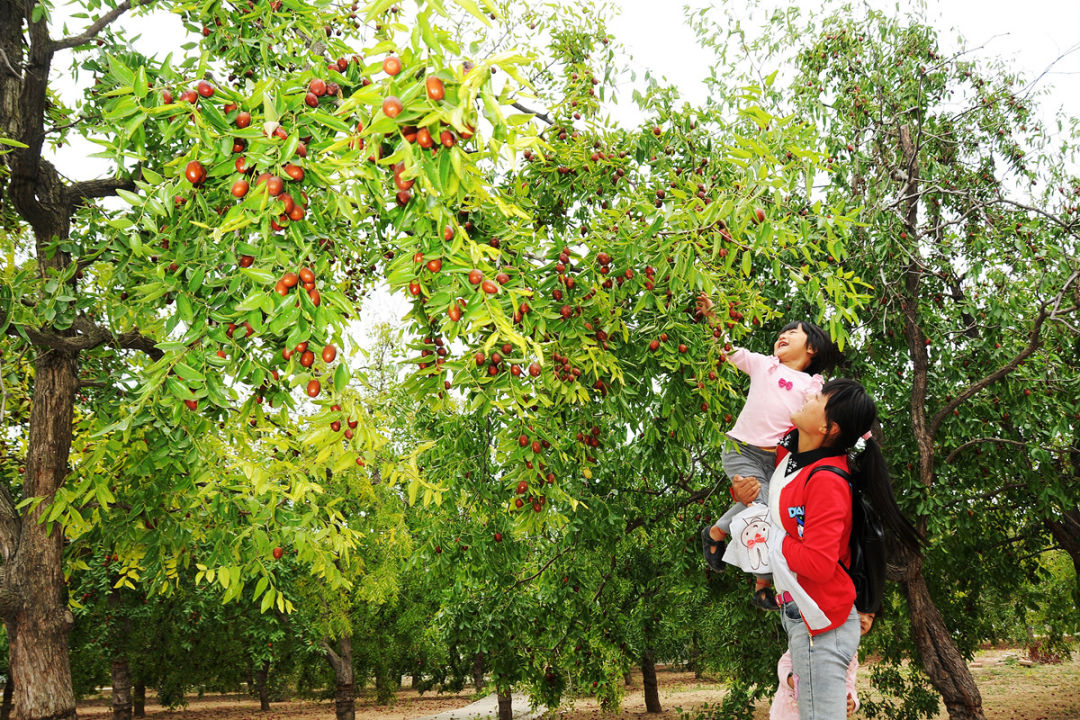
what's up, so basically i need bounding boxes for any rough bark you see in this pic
[110,657,132,720]
[1044,509,1080,607]
[641,651,661,714]
[321,636,355,720]
[1,679,13,720]
[471,652,485,693]
[0,0,141,715]
[496,688,513,720]
[896,124,986,720]
[254,662,270,711]
[108,591,133,720]
[902,556,985,720]
[7,349,79,720]
[132,683,145,718]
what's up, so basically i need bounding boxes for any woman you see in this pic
[767,379,921,720]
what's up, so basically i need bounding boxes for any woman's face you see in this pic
[791,390,831,438]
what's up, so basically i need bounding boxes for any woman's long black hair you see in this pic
[821,378,923,555]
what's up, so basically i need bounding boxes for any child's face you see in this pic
[774,325,815,371]
[859,612,875,636]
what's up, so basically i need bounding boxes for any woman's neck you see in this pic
[797,431,827,454]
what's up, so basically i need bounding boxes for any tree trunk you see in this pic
[471,652,485,692]
[5,349,79,720]
[1,678,13,720]
[321,636,354,720]
[903,562,985,720]
[641,652,661,713]
[108,591,133,720]
[334,636,355,720]
[1045,510,1080,607]
[133,683,145,717]
[254,661,270,711]
[111,656,133,720]
[496,688,513,720]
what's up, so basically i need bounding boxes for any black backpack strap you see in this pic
[804,464,851,485]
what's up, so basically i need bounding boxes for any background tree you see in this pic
[686,2,1080,718]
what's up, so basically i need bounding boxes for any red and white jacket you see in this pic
[768,429,855,636]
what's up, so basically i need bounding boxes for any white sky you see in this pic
[48,0,1080,179]
[606,0,1080,124]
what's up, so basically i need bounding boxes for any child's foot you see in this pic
[701,526,726,571]
[750,586,780,611]
[708,526,727,552]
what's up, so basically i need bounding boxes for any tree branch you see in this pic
[511,102,553,126]
[511,544,575,588]
[929,307,1049,438]
[19,318,163,360]
[50,1,137,52]
[64,175,137,208]
[944,437,1050,464]
[319,638,343,670]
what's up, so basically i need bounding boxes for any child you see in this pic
[697,297,841,610]
[769,611,874,720]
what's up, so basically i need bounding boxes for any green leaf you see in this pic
[115,188,142,207]
[334,362,349,393]
[177,293,194,324]
[364,0,397,22]
[452,0,491,26]
[174,362,204,382]
[260,586,276,613]
[241,267,275,285]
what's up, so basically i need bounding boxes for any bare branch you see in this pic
[511,544,574,588]
[65,176,137,208]
[17,318,163,360]
[50,1,137,53]
[944,437,1042,464]
[995,194,1079,234]
[511,102,553,126]
[929,305,1049,438]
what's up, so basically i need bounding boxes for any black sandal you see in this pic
[700,525,726,572]
[751,586,780,611]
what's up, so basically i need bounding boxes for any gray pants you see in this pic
[714,439,777,533]
[781,603,860,720]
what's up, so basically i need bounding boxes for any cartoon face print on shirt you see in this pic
[740,518,771,571]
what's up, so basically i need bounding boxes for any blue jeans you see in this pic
[780,602,859,720]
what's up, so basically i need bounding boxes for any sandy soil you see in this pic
[76,648,1080,720]
[76,687,478,720]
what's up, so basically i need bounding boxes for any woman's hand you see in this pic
[731,474,761,505]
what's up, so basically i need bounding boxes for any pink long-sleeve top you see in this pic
[726,348,824,447]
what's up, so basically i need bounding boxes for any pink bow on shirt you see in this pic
[778,378,793,391]
[747,534,766,548]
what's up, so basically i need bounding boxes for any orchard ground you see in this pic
[74,647,1080,720]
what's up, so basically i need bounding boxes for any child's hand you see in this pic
[695,292,715,320]
[846,695,856,716]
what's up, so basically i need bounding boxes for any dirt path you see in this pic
[76,649,1080,720]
